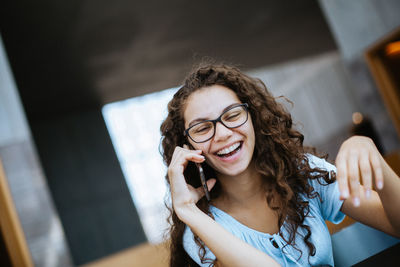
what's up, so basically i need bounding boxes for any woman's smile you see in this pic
[215,141,242,157]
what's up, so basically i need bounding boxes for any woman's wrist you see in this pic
[174,202,202,224]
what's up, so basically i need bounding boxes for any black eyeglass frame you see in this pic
[184,103,249,143]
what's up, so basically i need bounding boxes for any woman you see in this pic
[160,64,400,266]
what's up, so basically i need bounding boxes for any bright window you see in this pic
[102,87,178,243]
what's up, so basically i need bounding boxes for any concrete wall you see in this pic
[0,35,73,267]
[318,0,400,152]
[249,52,358,159]
[1,33,146,265]
[31,109,147,265]
[319,0,400,61]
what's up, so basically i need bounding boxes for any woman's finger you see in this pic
[370,150,384,190]
[168,147,204,189]
[347,151,361,207]
[169,147,204,169]
[359,152,372,199]
[336,153,349,200]
[183,144,203,154]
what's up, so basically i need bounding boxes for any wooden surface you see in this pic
[0,159,33,267]
[365,27,400,138]
[81,242,169,267]
[384,150,400,176]
[326,216,356,235]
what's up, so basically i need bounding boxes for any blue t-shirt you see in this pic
[183,155,345,266]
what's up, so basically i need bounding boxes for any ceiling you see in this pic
[0,0,336,120]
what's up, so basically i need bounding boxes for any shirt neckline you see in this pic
[209,205,286,238]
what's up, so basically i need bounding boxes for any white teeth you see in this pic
[217,142,241,156]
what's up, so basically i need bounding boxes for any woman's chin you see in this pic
[214,162,250,177]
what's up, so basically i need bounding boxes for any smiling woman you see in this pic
[183,86,255,178]
[160,63,400,267]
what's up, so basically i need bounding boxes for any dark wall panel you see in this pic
[0,230,12,267]
[31,109,146,265]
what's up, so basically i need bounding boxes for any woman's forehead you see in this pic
[183,85,241,124]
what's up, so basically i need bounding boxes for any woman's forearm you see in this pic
[178,206,280,267]
[378,157,400,235]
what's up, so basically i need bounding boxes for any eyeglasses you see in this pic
[184,103,249,143]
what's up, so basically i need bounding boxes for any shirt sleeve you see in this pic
[307,154,346,224]
[183,225,216,266]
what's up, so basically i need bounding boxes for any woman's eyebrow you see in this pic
[188,117,209,127]
[222,103,241,113]
[188,103,241,127]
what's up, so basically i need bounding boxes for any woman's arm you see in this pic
[179,205,280,267]
[168,145,280,267]
[335,136,400,237]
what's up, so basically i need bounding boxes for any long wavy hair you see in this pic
[160,63,334,266]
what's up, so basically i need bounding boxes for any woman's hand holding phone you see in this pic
[168,145,216,222]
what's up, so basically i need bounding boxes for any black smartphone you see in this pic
[196,163,210,201]
[186,143,210,201]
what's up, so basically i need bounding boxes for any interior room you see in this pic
[1,0,400,266]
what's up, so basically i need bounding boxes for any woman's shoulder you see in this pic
[302,155,346,223]
[305,153,336,171]
[303,154,339,194]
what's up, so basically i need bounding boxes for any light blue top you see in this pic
[183,155,345,266]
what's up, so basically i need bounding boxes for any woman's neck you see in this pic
[214,161,266,209]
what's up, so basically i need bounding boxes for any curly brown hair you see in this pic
[160,63,334,266]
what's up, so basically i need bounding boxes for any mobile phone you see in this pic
[186,143,211,201]
[196,163,211,201]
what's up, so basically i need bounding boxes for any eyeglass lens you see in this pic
[188,105,248,143]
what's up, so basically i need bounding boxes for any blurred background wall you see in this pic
[319,0,400,154]
[0,0,399,266]
[0,36,73,267]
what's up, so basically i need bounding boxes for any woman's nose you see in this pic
[213,122,233,142]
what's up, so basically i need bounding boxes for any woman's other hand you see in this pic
[168,145,216,220]
[335,136,384,207]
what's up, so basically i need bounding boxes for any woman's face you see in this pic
[183,85,256,177]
